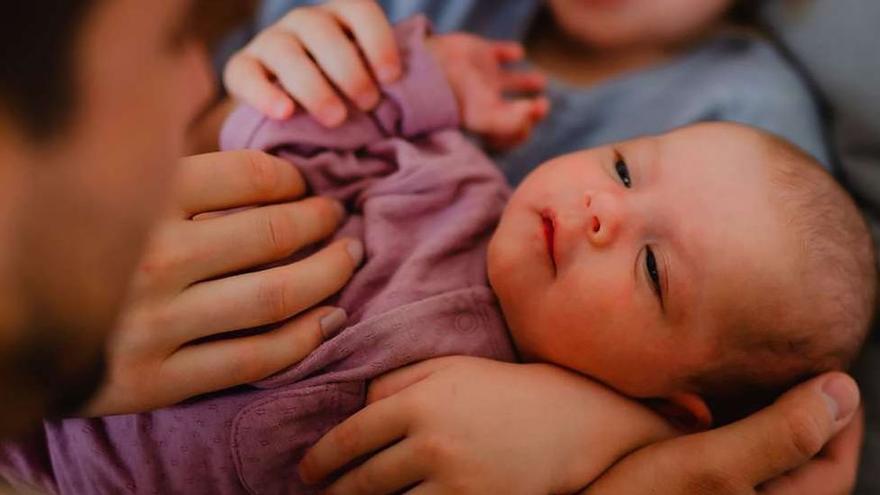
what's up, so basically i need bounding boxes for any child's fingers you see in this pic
[530,96,551,122]
[322,0,402,83]
[247,31,348,127]
[492,40,525,63]
[224,54,295,120]
[485,99,537,150]
[278,10,380,111]
[500,70,547,94]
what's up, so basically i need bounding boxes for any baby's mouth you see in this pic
[541,209,557,273]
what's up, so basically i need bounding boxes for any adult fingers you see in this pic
[323,439,424,495]
[300,393,412,484]
[759,408,863,495]
[224,53,295,119]
[248,30,347,127]
[166,239,362,342]
[161,306,341,400]
[182,196,344,282]
[279,9,380,111]
[176,150,307,215]
[585,372,859,495]
[322,0,401,83]
[705,372,859,487]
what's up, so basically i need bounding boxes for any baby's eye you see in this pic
[615,159,632,188]
[645,246,662,299]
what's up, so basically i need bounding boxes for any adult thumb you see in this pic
[706,371,860,488]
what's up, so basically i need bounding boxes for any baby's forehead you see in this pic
[637,126,799,325]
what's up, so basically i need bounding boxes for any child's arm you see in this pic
[223,0,547,149]
[300,356,679,494]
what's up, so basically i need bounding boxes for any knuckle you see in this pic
[782,407,827,460]
[264,31,304,60]
[243,150,282,197]
[263,208,300,257]
[349,76,377,98]
[137,249,183,288]
[281,7,318,27]
[256,275,292,322]
[332,422,363,458]
[350,467,380,494]
[139,305,177,341]
[226,344,267,382]
[413,434,452,464]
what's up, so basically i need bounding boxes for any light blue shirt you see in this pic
[240,0,830,182]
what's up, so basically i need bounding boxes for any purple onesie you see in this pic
[0,17,516,495]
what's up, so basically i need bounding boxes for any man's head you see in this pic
[0,0,218,433]
[489,122,875,427]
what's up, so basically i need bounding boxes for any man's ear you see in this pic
[651,392,713,432]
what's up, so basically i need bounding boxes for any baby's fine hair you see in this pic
[692,130,877,424]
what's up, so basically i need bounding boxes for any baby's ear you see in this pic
[652,392,713,433]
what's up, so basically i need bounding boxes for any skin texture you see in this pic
[489,123,802,415]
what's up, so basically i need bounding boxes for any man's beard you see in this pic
[0,305,108,436]
[12,314,107,417]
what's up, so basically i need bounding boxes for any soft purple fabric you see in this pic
[0,17,515,495]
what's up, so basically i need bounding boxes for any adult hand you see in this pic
[82,150,362,416]
[300,356,677,494]
[224,0,401,125]
[584,372,861,495]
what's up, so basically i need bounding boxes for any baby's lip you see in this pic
[540,208,557,274]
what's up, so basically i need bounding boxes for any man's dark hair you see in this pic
[0,2,97,140]
[0,1,254,141]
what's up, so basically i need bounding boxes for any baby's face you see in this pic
[489,124,799,398]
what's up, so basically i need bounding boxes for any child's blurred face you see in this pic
[489,124,797,398]
[547,0,735,48]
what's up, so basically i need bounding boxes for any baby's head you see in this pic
[489,122,876,427]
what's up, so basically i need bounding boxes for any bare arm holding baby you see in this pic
[218,2,864,494]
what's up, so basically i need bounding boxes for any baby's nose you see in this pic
[584,191,622,247]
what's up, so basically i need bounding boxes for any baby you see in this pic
[0,16,874,495]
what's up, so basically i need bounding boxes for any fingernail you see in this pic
[333,200,346,219]
[319,308,348,340]
[321,105,347,127]
[377,65,400,84]
[346,239,364,266]
[822,375,859,422]
[355,90,380,110]
[272,99,292,119]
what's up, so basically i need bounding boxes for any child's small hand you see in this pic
[223,0,401,127]
[428,34,549,150]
